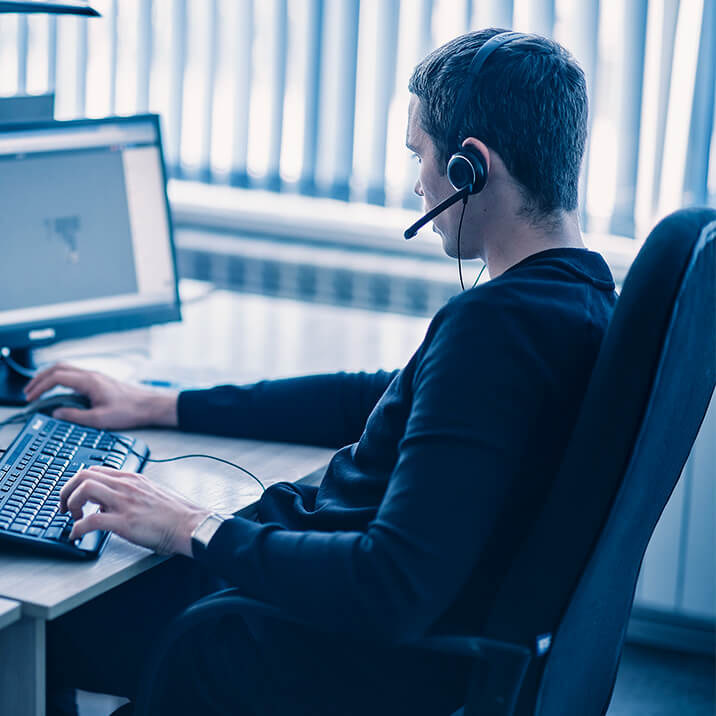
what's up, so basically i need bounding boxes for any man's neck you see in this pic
[484,211,584,278]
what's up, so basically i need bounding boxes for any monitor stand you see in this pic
[0,347,34,406]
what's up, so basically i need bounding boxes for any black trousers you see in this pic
[47,556,470,716]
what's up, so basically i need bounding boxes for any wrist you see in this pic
[177,508,212,558]
[145,391,179,428]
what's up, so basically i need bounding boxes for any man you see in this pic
[34,29,617,716]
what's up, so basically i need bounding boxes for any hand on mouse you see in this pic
[60,465,209,556]
[23,364,178,430]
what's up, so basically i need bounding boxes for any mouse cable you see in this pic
[111,436,266,492]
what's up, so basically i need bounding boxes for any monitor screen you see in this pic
[0,114,181,351]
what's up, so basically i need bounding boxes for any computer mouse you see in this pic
[25,392,92,416]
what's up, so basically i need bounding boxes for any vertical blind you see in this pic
[0,0,713,239]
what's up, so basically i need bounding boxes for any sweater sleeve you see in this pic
[178,370,399,448]
[192,296,548,642]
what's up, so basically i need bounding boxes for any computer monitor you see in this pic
[0,114,181,405]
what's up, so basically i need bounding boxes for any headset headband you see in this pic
[447,31,525,152]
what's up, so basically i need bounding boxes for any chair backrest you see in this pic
[480,208,716,716]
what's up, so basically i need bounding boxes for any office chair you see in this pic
[133,207,716,716]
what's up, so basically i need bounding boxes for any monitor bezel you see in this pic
[0,113,182,350]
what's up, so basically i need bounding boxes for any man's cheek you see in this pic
[423,189,438,211]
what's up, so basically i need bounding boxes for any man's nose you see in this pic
[414,179,423,197]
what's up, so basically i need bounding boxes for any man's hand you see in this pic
[24,363,179,430]
[59,465,210,557]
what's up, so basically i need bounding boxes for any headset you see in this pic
[403,31,525,241]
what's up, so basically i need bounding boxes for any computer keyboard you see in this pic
[0,414,149,559]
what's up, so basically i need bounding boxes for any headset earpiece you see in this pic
[447,147,488,194]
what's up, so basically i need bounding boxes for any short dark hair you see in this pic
[408,29,588,218]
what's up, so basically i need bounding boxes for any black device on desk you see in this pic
[0,114,181,405]
[0,411,149,558]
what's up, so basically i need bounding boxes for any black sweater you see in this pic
[179,248,617,643]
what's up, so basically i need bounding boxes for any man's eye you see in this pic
[411,153,421,164]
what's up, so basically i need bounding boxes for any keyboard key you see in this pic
[44,526,62,540]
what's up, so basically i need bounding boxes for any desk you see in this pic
[0,285,429,715]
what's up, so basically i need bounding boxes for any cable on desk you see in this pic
[112,436,266,492]
[0,407,266,492]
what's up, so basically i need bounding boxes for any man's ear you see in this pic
[462,137,490,174]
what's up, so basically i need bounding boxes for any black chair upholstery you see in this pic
[135,208,716,716]
[485,207,716,715]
